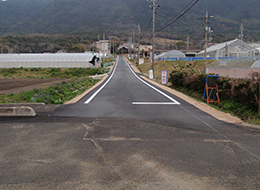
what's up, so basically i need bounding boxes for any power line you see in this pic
[158,0,196,25]
[145,17,153,31]
[145,0,199,44]
[156,13,171,21]
[156,0,200,32]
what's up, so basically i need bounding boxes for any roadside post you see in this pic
[203,75,220,105]
[149,69,154,79]
[161,70,167,85]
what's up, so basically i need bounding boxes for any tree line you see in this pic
[0,33,99,53]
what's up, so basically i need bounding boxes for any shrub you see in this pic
[170,70,260,114]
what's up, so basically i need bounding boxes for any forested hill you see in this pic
[0,0,260,41]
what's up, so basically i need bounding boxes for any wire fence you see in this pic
[210,56,260,69]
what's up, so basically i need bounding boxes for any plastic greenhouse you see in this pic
[251,60,260,68]
[154,50,186,61]
[0,53,99,68]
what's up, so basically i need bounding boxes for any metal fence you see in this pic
[210,56,260,69]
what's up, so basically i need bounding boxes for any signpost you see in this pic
[149,70,154,79]
[161,70,167,85]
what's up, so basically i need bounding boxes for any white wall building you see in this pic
[95,40,110,58]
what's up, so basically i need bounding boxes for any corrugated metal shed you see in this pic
[0,53,98,68]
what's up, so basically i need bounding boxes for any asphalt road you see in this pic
[1,56,260,189]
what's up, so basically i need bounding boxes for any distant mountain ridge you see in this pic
[0,0,260,41]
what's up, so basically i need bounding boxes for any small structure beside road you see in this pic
[0,106,36,116]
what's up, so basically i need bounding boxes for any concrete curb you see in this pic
[64,64,115,104]
[0,106,36,117]
[125,57,244,125]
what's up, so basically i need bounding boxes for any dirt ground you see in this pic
[0,78,67,95]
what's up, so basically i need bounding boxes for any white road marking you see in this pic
[84,58,119,104]
[180,105,260,161]
[123,57,180,105]
[85,57,180,105]
[132,102,179,105]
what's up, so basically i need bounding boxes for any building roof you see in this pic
[154,50,186,61]
[251,60,260,68]
[198,39,254,54]
[118,45,129,51]
[0,53,97,68]
[0,53,95,63]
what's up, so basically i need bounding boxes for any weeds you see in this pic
[0,78,99,104]
[0,67,109,79]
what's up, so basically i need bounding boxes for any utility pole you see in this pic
[187,36,190,50]
[133,29,136,59]
[133,30,135,45]
[128,38,130,59]
[109,37,111,56]
[137,23,141,66]
[202,11,213,74]
[103,33,105,62]
[113,41,115,57]
[239,23,244,41]
[147,0,159,78]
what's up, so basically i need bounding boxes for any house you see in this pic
[139,45,152,57]
[95,40,110,58]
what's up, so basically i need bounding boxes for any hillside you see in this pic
[0,0,260,41]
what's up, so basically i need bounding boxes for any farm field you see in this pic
[0,78,67,95]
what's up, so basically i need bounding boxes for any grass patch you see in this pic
[138,59,214,82]
[171,86,260,123]
[0,78,100,104]
[0,67,109,79]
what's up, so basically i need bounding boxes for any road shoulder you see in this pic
[126,58,244,125]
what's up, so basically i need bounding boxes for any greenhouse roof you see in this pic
[251,60,260,68]
[0,53,98,68]
[154,50,186,61]
[0,53,96,63]
[199,39,238,54]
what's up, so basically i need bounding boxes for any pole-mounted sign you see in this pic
[161,70,167,85]
[149,69,154,79]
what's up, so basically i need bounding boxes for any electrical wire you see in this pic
[145,0,200,44]
[156,13,171,21]
[156,0,197,27]
[156,0,200,32]
[145,17,153,32]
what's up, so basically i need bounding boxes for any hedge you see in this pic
[170,70,259,112]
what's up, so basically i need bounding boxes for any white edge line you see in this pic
[123,57,180,105]
[84,58,118,104]
[180,105,260,161]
